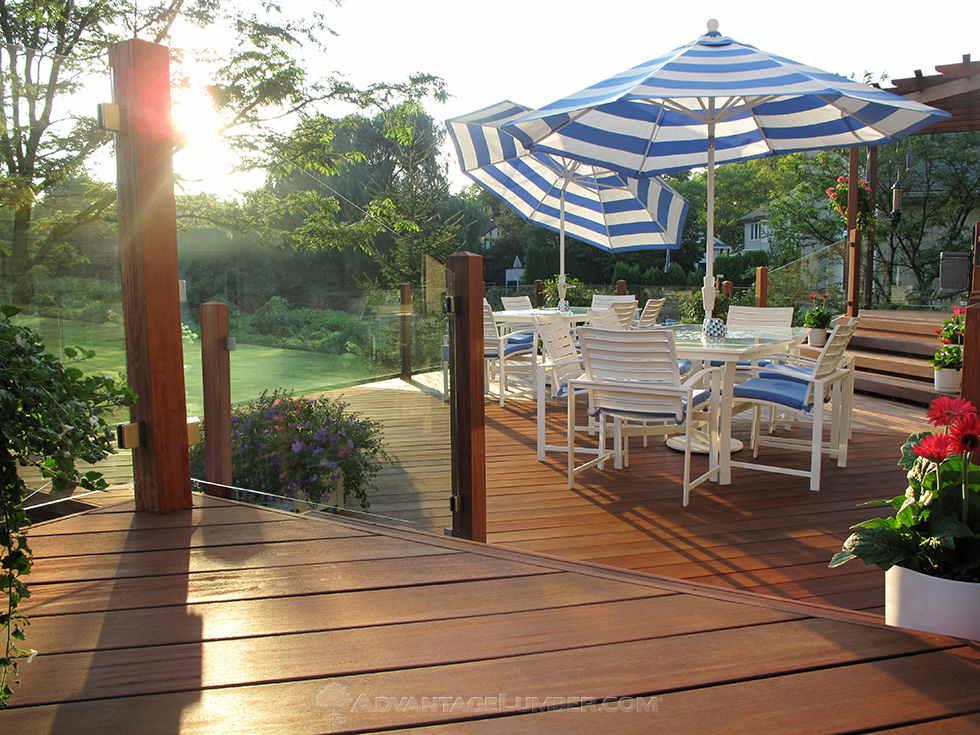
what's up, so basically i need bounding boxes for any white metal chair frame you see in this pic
[635,298,666,329]
[587,308,626,331]
[483,302,534,407]
[567,328,721,506]
[532,313,597,461]
[729,317,859,492]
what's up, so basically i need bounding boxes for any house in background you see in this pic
[738,207,770,252]
[482,222,498,250]
[505,256,524,291]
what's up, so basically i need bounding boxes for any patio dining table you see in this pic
[664,324,807,485]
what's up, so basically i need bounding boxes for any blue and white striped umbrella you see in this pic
[501,20,950,314]
[446,100,688,306]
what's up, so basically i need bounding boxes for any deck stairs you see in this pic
[847,310,947,405]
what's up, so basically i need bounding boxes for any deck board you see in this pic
[8,496,980,733]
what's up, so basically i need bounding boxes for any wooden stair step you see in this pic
[856,310,945,337]
[854,371,943,405]
[848,348,935,380]
[850,329,938,358]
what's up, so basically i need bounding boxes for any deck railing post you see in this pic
[616,279,628,296]
[447,252,486,542]
[845,147,862,317]
[400,283,412,380]
[110,39,190,514]
[200,301,232,496]
[969,223,980,306]
[534,279,544,307]
[755,266,768,307]
[964,304,980,407]
[722,280,733,298]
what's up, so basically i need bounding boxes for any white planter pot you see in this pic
[934,367,962,394]
[807,328,827,347]
[885,565,980,640]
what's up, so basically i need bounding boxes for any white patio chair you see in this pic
[591,294,637,310]
[500,295,533,310]
[635,298,666,329]
[730,317,859,492]
[725,306,795,334]
[483,301,534,407]
[532,312,593,460]
[568,328,721,506]
[587,308,625,331]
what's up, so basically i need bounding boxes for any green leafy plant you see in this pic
[930,344,963,370]
[802,293,833,329]
[830,396,980,582]
[0,304,135,707]
[190,389,389,510]
[680,291,730,323]
[542,276,598,308]
[929,306,965,370]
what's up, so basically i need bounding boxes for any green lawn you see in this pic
[20,315,391,416]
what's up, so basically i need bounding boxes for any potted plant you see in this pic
[802,294,833,347]
[931,306,965,393]
[1,305,135,706]
[830,396,980,639]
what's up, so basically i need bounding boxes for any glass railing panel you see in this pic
[182,236,454,534]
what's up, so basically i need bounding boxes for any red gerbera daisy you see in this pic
[926,396,977,428]
[950,413,980,454]
[912,433,956,463]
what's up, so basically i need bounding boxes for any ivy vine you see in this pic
[1,305,135,707]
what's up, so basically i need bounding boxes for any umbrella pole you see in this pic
[558,179,568,310]
[702,116,717,322]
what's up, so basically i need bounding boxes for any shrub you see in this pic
[190,389,389,510]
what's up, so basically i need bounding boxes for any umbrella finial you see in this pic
[706,18,719,33]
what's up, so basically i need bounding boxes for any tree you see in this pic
[764,135,980,304]
[0,0,440,306]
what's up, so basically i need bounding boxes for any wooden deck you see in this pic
[485,390,933,615]
[8,493,980,733]
[20,373,937,617]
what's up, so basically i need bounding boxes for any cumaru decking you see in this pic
[8,493,980,733]
[21,375,936,617]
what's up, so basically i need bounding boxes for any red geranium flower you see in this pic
[912,433,956,463]
[950,413,980,454]
[927,396,977,428]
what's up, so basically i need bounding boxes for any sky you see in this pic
[155,0,976,195]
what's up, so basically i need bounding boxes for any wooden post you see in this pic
[616,280,628,296]
[400,283,412,380]
[865,146,878,309]
[845,147,862,317]
[110,39,191,514]
[722,280,733,298]
[200,302,232,496]
[447,252,486,542]
[963,304,980,406]
[534,279,544,307]
[755,266,768,307]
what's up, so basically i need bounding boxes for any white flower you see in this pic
[88,415,100,428]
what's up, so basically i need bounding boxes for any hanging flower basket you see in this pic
[827,176,875,231]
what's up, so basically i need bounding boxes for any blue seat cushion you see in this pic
[678,359,692,374]
[732,378,811,413]
[710,359,773,369]
[485,342,531,358]
[597,389,711,425]
[506,332,535,345]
